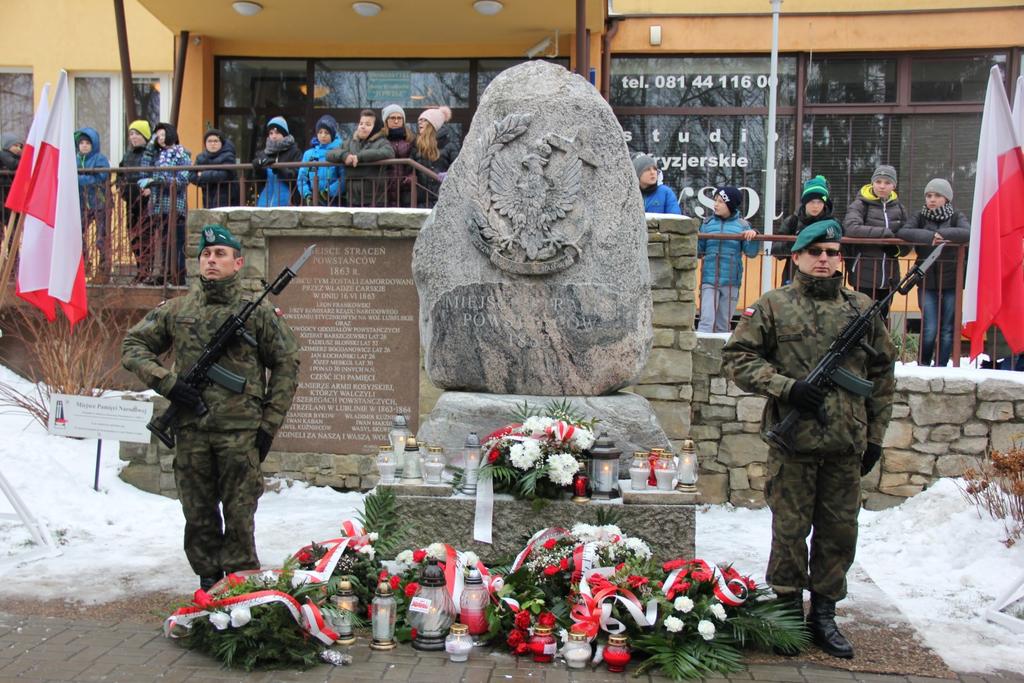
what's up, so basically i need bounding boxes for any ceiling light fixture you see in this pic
[232,1,263,16]
[352,2,382,16]
[473,0,503,15]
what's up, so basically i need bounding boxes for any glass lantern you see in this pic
[409,561,456,650]
[400,435,423,482]
[675,439,699,493]
[603,634,631,672]
[628,451,649,491]
[588,431,621,499]
[459,568,489,635]
[369,580,397,650]
[376,444,397,485]
[388,414,412,463]
[529,625,557,662]
[654,448,676,491]
[329,579,359,645]
[422,446,446,485]
[571,471,591,503]
[562,628,592,669]
[445,623,473,662]
[462,432,482,495]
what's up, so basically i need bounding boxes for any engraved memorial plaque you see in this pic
[270,237,419,453]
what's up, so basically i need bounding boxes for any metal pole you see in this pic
[761,0,782,295]
[575,0,587,78]
[170,30,189,128]
[94,440,102,492]
[113,0,137,125]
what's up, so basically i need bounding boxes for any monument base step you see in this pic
[380,482,453,497]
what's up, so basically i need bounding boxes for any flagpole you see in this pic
[761,0,782,296]
[0,211,26,317]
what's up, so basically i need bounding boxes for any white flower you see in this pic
[395,550,414,565]
[260,570,277,585]
[623,537,652,560]
[600,524,623,537]
[545,452,581,486]
[291,572,311,588]
[522,416,555,435]
[709,603,727,621]
[427,542,447,560]
[663,616,684,633]
[229,605,252,628]
[208,611,231,630]
[357,544,376,560]
[462,551,480,568]
[367,532,379,541]
[674,596,694,613]
[697,619,716,640]
[571,427,596,451]
[571,523,597,539]
[510,441,542,470]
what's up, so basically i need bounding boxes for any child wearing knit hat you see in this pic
[633,154,681,215]
[697,186,759,332]
[774,175,834,282]
[893,177,969,367]
[842,163,909,319]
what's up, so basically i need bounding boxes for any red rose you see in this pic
[615,562,625,572]
[389,575,401,590]
[691,570,712,583]
[560,557,569,571]
[412,549,427,563]
[507,628,525,648]
[627,575,649,589]
[225,573,244,586]
[514,610,532,630]
[663,558,687,572]
[410,628,418,639]
[378,569,389,582]
[543,565,560,576]
[488,449,500,463]
[655,581,664,589]
[514,642,530,655]
[537,612,556,627]
[743,577,757,591]
[405,582,420,598]
[542,538,558,550]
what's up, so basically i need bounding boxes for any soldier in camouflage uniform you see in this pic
[122,225,300,590]
[722,219,895,659]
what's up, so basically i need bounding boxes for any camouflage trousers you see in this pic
[764,447,861,601]
[173,428,264,577]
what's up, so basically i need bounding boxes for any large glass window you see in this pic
[910,55,1006,102]
[0,72,33,144]
[610,56,798,108]
[313,60,470,109]
[806,58,897,104]
[218,59,308,110]
[74,76,112,157]
[620,114,796,229]
[132,77,161,128]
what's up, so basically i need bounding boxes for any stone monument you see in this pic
[404,62,692,559]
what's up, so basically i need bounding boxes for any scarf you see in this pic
[921,203,954,224]
[265,135,296,156]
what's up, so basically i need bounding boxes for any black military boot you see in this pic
[199,571,224,591]
[772,592,805,656]
[808,593,854,659]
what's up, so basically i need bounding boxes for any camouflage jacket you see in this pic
[121,273,300,435]
[722,271,895,457]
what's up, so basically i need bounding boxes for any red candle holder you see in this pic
[604,634,631,672]
[529,625,557,663]
[571,471,591,503]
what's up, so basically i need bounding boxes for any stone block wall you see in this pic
[120,208,1024,509]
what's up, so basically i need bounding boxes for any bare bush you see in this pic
[959,445,1024,547]
[0,301,129,429]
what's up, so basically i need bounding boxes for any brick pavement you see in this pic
[1,611,1022,683]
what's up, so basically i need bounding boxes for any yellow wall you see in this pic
[0,0,173,103]
[611,0,1024,15]
[611,6,1024,52]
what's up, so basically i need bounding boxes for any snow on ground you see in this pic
[1,363,1023,672]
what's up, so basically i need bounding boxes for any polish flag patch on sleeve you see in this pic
[742,307,756,318]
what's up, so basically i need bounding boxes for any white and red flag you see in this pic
[962,66,1024,360]
[15,71,88,326]
[4,83,49,214]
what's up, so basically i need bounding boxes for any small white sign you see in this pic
[407,596,432,614]
[47,394,154,443]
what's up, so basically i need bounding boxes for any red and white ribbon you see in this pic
[164,589,338,645]
[545,420,576,444]
[511,527,569,572]
[712,567,749,607]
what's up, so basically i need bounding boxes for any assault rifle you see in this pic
[764,243,945,454]
[147,244,316,449]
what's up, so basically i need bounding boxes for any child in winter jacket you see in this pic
[774,174,834,283]
[298,115,344,205]
[190,129,240,208]
[328,109,393,207]
[698,186,759,333]
[633,154,682,215]
[252,116,302,207]
[75,127,111,281]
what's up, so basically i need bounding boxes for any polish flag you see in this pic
[15,71,88,326]
[962,66,1024,360]
[4,83,49,213]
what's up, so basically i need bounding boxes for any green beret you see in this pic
[198,224,242,253]
[792,218,842,253]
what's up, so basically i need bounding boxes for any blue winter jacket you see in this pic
[642,184,682,215]
[697,211,759,287]
[75,127,110,210]
[297,137,344,200]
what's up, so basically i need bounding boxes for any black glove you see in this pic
[167,379,203,410]
[252,157,271,171]
[256,429,274,463]
[788,380,825,413]
[861,443,883,476]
